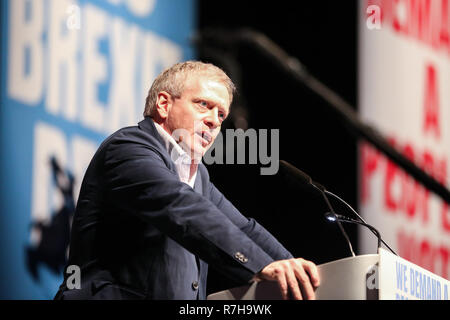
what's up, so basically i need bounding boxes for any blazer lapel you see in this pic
[193,171,203,195]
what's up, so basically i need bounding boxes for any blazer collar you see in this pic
[138,117,166,150]
[138,117,204,192]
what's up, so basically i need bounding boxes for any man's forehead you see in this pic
[183,73,224,89]
[183,75,230,104]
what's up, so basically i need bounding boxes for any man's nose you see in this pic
[204,108,220,129]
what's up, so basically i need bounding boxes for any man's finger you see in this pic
[286,264,303,300]
[301,259,321,288]
[277,274,289,300]
[294,260,316,300]
[274,267,289,300]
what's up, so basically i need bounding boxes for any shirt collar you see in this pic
[153,122,190,163]
[153,121,197,187]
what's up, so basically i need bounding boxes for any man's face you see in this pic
[160,74,230,160]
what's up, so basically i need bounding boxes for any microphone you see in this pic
[279,160,356,257]
[279,160,312,185]
[279,160,397,255]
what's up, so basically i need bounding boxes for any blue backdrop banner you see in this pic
[0,0,195,299]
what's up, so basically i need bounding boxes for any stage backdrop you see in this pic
[359,0,450,280]
[0,0,195,299]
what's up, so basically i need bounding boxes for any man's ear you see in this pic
[155,91,172,119]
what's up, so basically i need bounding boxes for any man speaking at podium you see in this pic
[54,61,320,300]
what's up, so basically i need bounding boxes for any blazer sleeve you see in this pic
[206,179,294,261]
[103,132,274,283]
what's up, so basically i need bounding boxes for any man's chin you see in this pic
[192,141,213,162]
[191,148,205,164]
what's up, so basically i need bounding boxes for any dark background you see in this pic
[196,1,361,294]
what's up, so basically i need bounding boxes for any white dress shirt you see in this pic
[153,121,197,188]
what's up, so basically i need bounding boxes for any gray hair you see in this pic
[143,61,236,117]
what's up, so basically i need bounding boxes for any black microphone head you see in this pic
[279,160,312,186]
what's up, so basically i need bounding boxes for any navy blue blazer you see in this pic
[54,117,292,300]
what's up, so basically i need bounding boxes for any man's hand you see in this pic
[253,258,320,300]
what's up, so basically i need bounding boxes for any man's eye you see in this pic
[199,101,208,107]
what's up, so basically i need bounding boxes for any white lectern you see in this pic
[207,249,450,300]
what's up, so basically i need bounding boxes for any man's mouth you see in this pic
[197,131,212,146]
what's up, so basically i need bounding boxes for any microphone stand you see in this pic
[326,213,382,254]
[323,189,397,255]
